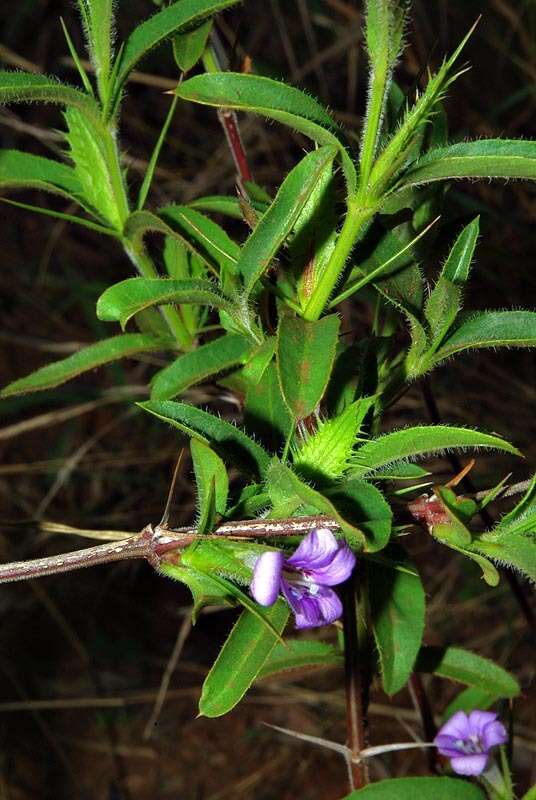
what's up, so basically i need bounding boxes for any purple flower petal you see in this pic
[449,754,489,776]
[281,581,343,629]
[286,528,340,571]
[305,543,356,586]
[481,719,508,751]
[250,551,284,607]
[286,528,356,586]
[467,710,499,735]
[435,711,472,742]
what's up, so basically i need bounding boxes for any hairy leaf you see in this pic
[343,778,485,799]
[97,277,234,329]
[151,333,252,400]
[139,400,271,478]
[277,312,340,420]
[351,425,520,476]
[1,334,168,397]
[117,0,240,89]
[199,600,289,717]
[416,645,520,698]
[258,639,343,680]
[433,310,536,362]
[369,552,425,695]
[235,147,337,292]
[0,149,82,200]
[398,139,536,189]
[176,73,356,192]
[0,71,98,116]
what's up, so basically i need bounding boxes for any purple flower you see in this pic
[434,710,508,776]
[250,528,356,629]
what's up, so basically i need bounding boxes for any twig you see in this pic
[342,572,369,790]
[143,609,193,739]
[0,516,340,584]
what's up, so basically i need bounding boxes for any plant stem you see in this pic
[342,571,369,790]
[408,673,439,773]
[0,515,342,584]
[303,199,377,321]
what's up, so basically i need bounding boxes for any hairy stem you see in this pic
[303,200,377,321]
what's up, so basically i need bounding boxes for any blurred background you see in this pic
[0,1,535,797]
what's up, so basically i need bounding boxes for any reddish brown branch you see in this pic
[0,516,340,584]
[342,572,369,790]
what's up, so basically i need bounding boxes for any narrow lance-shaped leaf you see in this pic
[397,139,536,190]
[244,362,293,452]
[0,71,98,117]
[191,439,228,534]
[433,310,536,363]
[277,312,340,420]
[97,277,235,329]
[176,73,357,192]
[151,333,253,400]
[0,150,83,200]
[342,777,486,799]
[258,639,343,680]
[415,645,520,698]
[369,551,425,695]
[139,400,271,478]
[351,425,521,477]
[173,18,212,72]
[116,0,241,90]
[1,334,169,398]
[199,600,289,718]
[160,204,240,275]
[79,0,115,101]
[235,146,337,292]
[424,217,480,350]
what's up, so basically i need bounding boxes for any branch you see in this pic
[0,516,340,584]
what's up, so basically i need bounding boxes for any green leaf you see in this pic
[277,312,340,420]
[290,157,337,309]
[266,460,367,550]
[199,600,289,717]
[1,334,168,398]
[522,787,536,800]
[176,73,356,192]
[351,425,521,477]
[64,107,129,230]
[493,475,536,535]
[258,639,343,680]
[471,532,536,583]
[160,204,240,275]
[191,440,228,533]
[97,277,234,329]
[342,777,486,799]
[433,311,536,362]
[398,139,536,190]
[370,24,476,194]
[139,400,271,478]
[0,149,83,200]
[327,479,392,552]
[443,686,503,720]
[116,0,240,90]
[189,194,268,219]
[235,147,337,292]
[151,333,252,400]
[0,71,98,116]
[160,562,235,620]
[441,217,480,285]
[78,0,115,101]
[294,398,375,482]
[416,646,520,698]
[244,362,293,452]
[172,18,212,72]
[424,217,480,352]
[369,552,425,695]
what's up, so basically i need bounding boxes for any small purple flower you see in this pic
[434,710,508,776]
[250,528,356,629]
